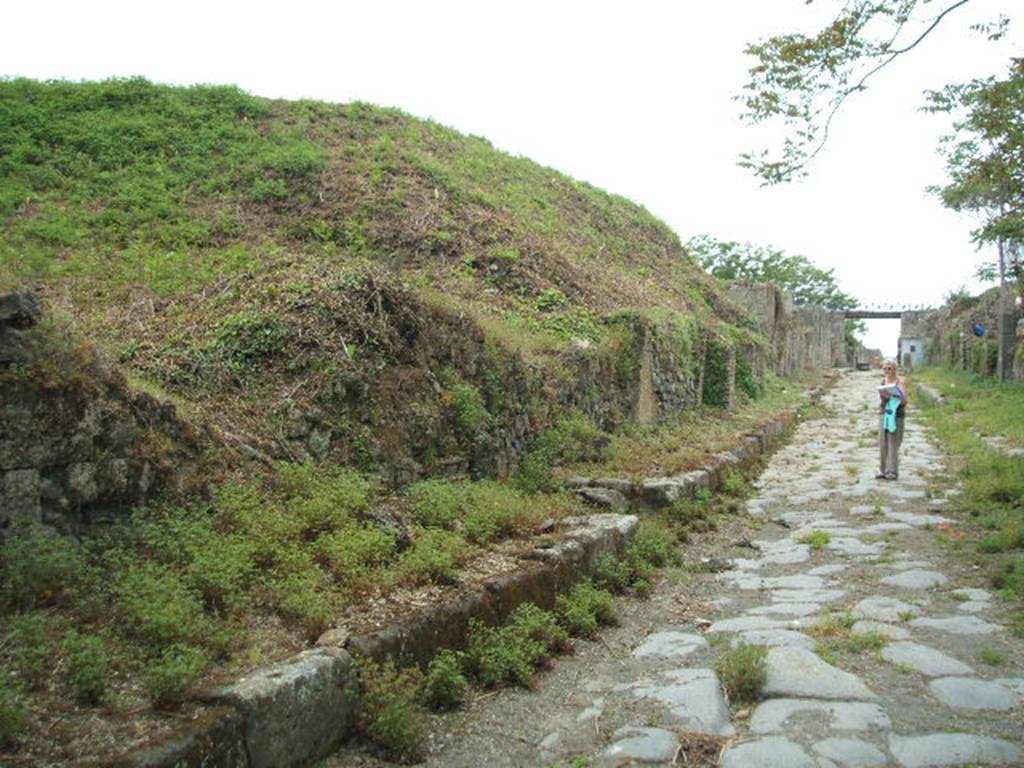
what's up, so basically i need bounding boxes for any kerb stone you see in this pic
[199,648,357,768]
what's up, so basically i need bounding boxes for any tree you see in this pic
[926,59,1024,378]
[737,0,1002,184]
[687,234,859,310]
[926,59,1024,252]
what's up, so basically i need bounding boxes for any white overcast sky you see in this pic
[3,1,1021,354]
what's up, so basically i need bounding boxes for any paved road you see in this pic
[326,371,1024,767]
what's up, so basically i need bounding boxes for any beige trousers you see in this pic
[879,415,904,479]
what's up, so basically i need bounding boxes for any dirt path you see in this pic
[324,371,1024,768]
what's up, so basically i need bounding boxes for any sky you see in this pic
[3,1,1021,355]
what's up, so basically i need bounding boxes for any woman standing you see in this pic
[877,360,908,480]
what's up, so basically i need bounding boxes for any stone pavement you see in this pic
[325,371,1024,768]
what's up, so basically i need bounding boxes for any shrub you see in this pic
[268,569,334,641]
[556,581,617,638]
[464,619,545,689]
[508,603,571,655]
[6,612,50,688]
[61,630,109,705]
[395,528,469,586]
[0,677,26,748]
[115,562,211,649]
[625,520,678,570]
[316,525,396,591]
[424,650,468,711]
[715,643,767,705]
[144,644,208,709]
[517,414,609,492]
[406,479,537,544]
[358,659,424,763]
[0,524,82,610]
[592,554,633,594]
[280,463,375,534]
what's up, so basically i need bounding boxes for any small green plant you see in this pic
[715,643,767,705]
[798,530,832,551]
[61,630,109,705]
[898,610,916,622]
[556,581,617,638]
[5,613,51,688]
[0,523,82,610]
[357,659,424,763]
[213,312,289,369]
[976,647,1007,666]
[114,562,212,649]
[395,528,468,586]
[0,676,27,748]
[592,554,634,594]
[463,603,570,689]
[144,643,208,709]
[424,650,468,711]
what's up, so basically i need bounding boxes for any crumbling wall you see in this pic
[0,293,202,537]
[728,281,848,375]
[905,288,1023,381]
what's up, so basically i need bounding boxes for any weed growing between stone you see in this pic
[798,530,832,551]
[715,643,767,705]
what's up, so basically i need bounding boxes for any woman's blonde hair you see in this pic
[882,359,898,370]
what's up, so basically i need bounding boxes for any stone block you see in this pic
[112,706,248,768]
[199,648,358,768]
[641,478,682,507]
[591,477,635,496]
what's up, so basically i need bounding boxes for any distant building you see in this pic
[898,337,925,369]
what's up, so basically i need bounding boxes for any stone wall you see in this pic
[903,287,1024,381]
[727,281,848,375]
[0,294,202,536]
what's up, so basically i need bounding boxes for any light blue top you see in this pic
[883,394,903,433]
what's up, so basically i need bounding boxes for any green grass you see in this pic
[798,530,832,551]
[914,368,1024,602]
[715,644,767,704]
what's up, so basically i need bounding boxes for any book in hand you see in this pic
[877,384,901,396]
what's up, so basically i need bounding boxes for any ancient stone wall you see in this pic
[728,281,848,375]
[904,288,1023,381]
[0,294,202,536]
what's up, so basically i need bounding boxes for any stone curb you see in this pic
[915,383,944,405]
[114,513,638,768]
[571,408,800,509]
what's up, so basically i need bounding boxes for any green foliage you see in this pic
[687,235,858,310]
[316,525,396,590]
[464,603,570,689]
[114,562,211,649]
[424,650,468,711]
[213,313,290,369]
[715,643,767,704]
[799,530,832,551]
[517,413,609,492]
[702,338,732,407]
[556,580,617,638]
[591,554,635,594]
[395,528,468,586]
[5,613,51,688]
[268,569,333,641]
[358,659,424,763]
[926,60,1024,248]
[0,677,27,748]
[61,630,109,705]
[626,519,679,570]
[278,462,376,533]
[406,479,540,544]
[736,1,979,183]
[144,643,208,709]
[0,524,83,611]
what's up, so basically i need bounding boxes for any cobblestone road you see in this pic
[325,371,1024,768]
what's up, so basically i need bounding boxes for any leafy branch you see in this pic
[738,0,977,184]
